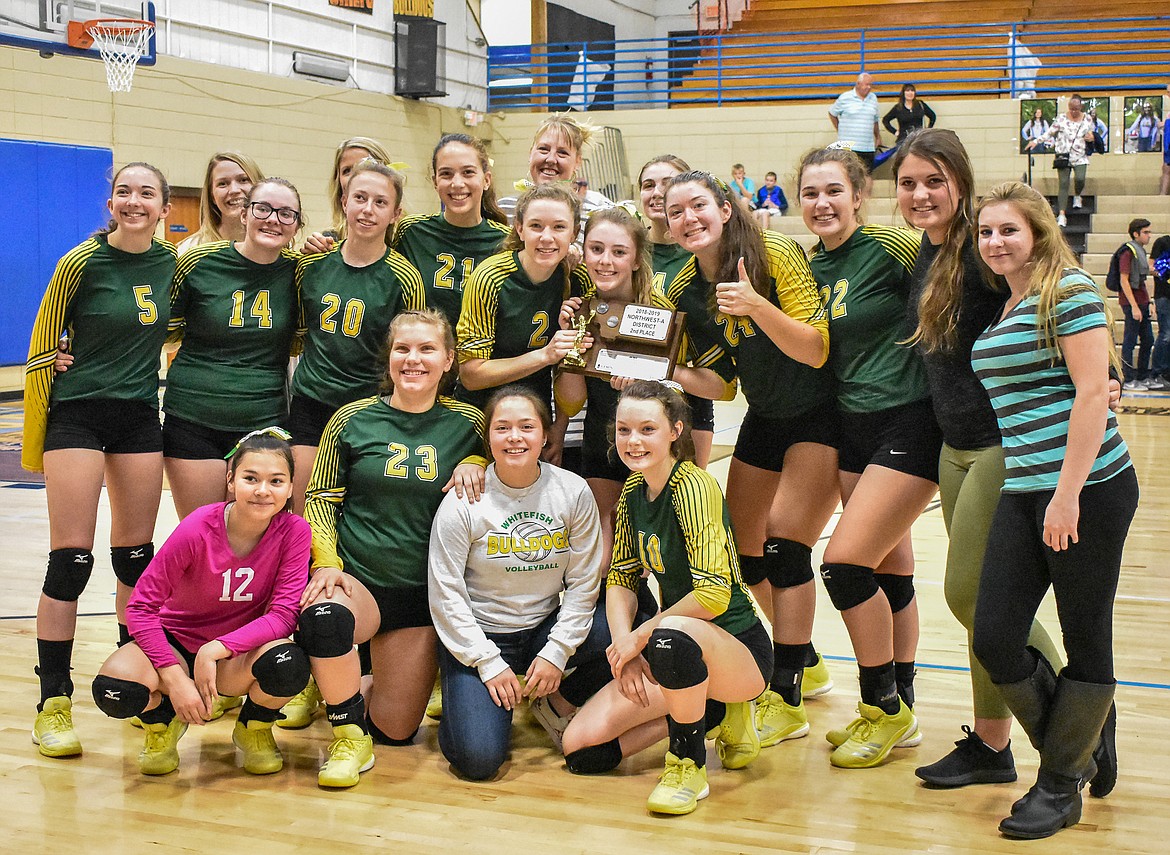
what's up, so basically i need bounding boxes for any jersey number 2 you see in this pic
[219,567,255,602]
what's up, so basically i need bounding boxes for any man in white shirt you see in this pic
[829,73,882,172]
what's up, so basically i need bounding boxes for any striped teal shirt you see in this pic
[971,275,1130,493]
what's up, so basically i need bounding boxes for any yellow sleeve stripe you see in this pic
[670,464,733,616]
[21,239,101,472]
[388,250,427,311]
[864,224,921,272]
[456,252,513,363]
[439,395,488,447]
[304,396,377,571]
[665,258,698,304]
[487,220,512,235]
[571,264,595,299]
[607,474,644,591]
[765,232,830,354]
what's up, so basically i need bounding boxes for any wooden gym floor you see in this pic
[0,395,1166,854]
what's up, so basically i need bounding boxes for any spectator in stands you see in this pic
[882,84,937,145]
[730,163,756,212]
[1117,218,1155,391]
[1025,94,1095,229]
[1126,102,1160,153]
[829,73,882,172]
[1150,232,1170,385]
[752,171,788,227]
[1021,107,1052,153]
[574,177,590,203]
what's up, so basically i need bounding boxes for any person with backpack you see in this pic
[1108,219,1154,390]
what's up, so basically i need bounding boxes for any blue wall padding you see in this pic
[1,139,113,366]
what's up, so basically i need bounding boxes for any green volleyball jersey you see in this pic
[305,395,485,590]
[291,245,425,409]
[665,233,831,414]
[22,236,176,471]
[164,241,299,431]
[610,461,758,636]
[455,251,570,410]
[393,214,510,327]
[651,242,692,295]
[809,224,926,413]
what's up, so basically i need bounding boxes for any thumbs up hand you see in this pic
[715,257,761,317]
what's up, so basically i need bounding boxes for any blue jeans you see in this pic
[438,604,611,781]
[1153,296,1170,376]
[1120,302,1154,381]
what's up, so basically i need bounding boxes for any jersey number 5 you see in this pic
[219,567,255,602]
[133,285,158,325]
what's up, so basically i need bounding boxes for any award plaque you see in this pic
[559,298,686,381]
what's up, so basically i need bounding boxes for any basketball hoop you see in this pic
[66,18,154,93]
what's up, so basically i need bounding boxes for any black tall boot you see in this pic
[993,647,1057,751]
[999,676,1115,840]
[1089,702,1118,798]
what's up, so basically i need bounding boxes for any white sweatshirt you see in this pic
[428,463,603,682]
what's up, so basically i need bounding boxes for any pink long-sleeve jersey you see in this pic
[127,502,310,669]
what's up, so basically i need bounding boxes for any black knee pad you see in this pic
[763,538,814,589]
[875,573,916,613]
[42,548,94,602]
[91,674,150,719]
[643,628,707,689]
[819,562,880,612]
[296,601,356,658]
[111,543,154,588]
[738,554,767,587]
[565,738,622,774]
[251,643,311,697]
[366,713,418,746]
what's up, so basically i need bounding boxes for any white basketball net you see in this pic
[87,21,154,92]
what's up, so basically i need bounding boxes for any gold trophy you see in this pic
[561,308,597,369]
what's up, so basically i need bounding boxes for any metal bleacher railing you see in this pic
[487,16,1169,111]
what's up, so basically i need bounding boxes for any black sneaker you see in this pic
[915,726,1017,787]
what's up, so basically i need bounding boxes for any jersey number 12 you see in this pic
[219,567,256,602]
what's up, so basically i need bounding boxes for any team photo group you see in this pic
[23,109,1136,841]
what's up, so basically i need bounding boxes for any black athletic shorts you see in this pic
[836,398,943,483]
[365,582,432,634]
[581,441,629,483]
[735,620,774,684]
[732,405,840,472]
[287,393,339,448]
[163,414,271,461]
[161,627,198,674]
[43,398,162,454]
[855,150,877,172]
[685,393,716,433]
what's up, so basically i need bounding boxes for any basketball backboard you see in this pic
[0,1,156,65]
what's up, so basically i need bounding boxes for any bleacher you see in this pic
[668,2,1167,105]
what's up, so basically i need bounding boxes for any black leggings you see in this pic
[972,467,1138,686]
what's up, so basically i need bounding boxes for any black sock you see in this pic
[858,662,900,715]
[238,697,281,726]
[702,699,726,733]
[139,696,176,726]
[803,642,819,669]
[771,643,806,707]
[666,715,706,767]
[118,623,133,647]
[36,639,75,707]
[326,692,367,730]
[894,661,916,709]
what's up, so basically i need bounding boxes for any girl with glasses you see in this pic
[162,178,303,519]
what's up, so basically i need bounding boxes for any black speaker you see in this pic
[394,16,447,99]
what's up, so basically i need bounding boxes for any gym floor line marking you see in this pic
[820,654,1169,692]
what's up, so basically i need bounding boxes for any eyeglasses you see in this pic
[247,201,301,225]
[224,426,293,460]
